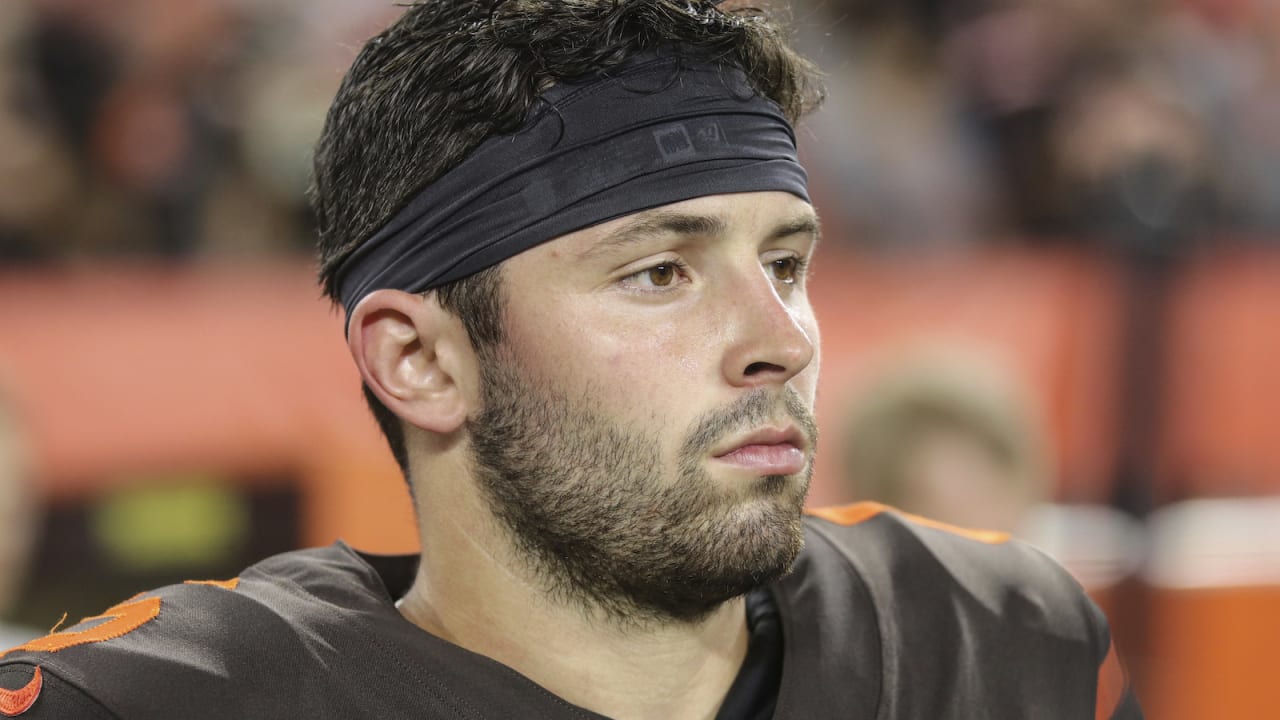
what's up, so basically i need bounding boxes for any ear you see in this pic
[346,289,475,435]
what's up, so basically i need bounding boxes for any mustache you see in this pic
[680,387,818,460]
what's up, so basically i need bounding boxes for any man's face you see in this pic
[467,191,821,624]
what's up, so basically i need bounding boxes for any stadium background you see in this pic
[1,0,1278,716]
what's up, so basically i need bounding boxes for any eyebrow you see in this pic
[773,213,822,246]
[579,207,821,261]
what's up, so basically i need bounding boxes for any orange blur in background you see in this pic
[4,247,1280,717]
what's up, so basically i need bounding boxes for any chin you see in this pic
[727,466,811,509]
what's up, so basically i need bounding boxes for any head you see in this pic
[842,353,1050,533]
[312,0,823,625]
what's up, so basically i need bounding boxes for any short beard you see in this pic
[467,354,817,628]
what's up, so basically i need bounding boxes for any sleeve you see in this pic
[0,663,117,719]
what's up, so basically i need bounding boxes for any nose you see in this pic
[719,268,816,388]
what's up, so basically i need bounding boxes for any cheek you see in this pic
[597,318,702,393]
[600,318,702,362]
[543,311,716,424]
[508,304,693,386]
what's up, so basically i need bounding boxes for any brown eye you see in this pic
[648,264,677,286]
[771,257,798,282]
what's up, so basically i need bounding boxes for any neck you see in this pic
[398,462,751,720]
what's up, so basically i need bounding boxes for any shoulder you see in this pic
[0,544,395,719]
[793,503,1140,718]
[803,502,1087,617]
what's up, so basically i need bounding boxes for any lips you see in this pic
[712,427,808,475]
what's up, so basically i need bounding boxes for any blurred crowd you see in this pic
[0,0,398,262]
[797,0,1280,254]
[4,0,1280,262]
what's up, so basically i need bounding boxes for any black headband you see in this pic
[336,54,810,319]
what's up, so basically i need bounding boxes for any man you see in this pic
[0,1,1140,717]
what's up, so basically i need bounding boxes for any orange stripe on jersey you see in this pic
[806,502,1011,544]
[0,596,161,659]
[805,502,887,527]
[1095,639,1125,719]
[185,577,240,591]
[0,666,41,716]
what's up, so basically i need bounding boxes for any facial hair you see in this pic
[467,355,818,627]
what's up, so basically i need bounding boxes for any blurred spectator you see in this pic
[1150,0,1280,234]
[838,349,1144,587]
[1050,53,1216,254]
[0,384,40,650]
[795,0,1280,250]
[0,0,402,263]
[839,351,1049,534]
[0,1,78,261]
[942,0,1120,237]
[798,0,1000,251]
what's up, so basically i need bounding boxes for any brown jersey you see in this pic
[0,503,1140,718]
